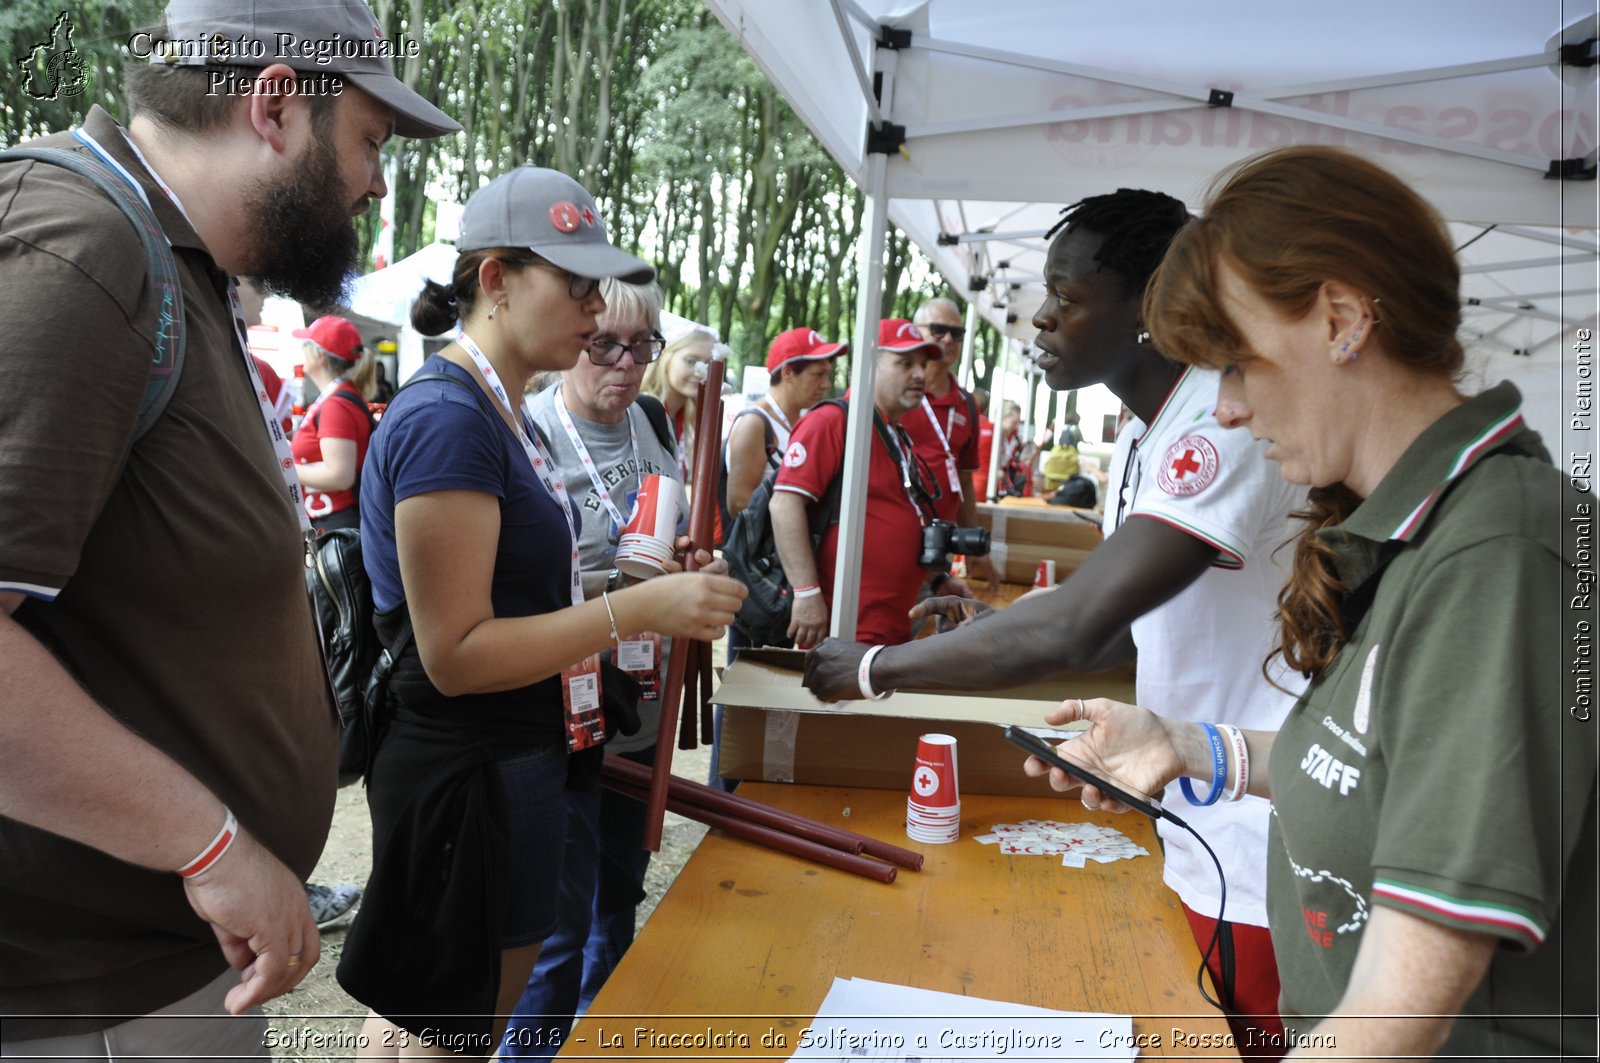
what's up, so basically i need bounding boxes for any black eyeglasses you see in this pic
[588,334,666,366]
[920,323,965,341]
[530,260,602,301]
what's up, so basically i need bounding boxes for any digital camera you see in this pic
[918,520,991,567]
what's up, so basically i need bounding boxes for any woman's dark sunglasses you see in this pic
[588,334,666,366]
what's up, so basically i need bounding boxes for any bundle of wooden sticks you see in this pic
[603,755,923,884]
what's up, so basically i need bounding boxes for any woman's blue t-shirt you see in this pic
[361,356,577,724]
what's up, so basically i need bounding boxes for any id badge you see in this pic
[616,633,663,702]
[561,653,606,752]
[944,455,962,494]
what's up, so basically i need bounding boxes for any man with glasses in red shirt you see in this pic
[902,298,998,591]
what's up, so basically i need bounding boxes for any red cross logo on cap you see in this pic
[550,202,581,233]
[899,322,917,339]
[580,206,596,226]
[1156,434,1220,497]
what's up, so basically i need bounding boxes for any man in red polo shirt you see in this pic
[901,298,997,589]
[769,319,939,648]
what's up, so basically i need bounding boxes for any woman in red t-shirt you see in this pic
[290,315,376,531]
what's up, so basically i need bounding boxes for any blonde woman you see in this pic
[639,321,714,477]
[290,315,377,531]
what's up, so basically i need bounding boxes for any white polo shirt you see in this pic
[1104,366,1307,926]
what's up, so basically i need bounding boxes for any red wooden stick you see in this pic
[643,354,726,850]
[604,776,897,884]
[605,755,925,872]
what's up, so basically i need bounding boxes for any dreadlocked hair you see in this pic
[1044,189,1194,298]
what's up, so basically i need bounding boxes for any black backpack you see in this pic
[306,370,487,785]
[312,375,677,783]
[725,400,921,647]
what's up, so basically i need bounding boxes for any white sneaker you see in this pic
[305,881,362,928]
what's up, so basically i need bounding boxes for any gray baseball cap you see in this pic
[458,167,655,284]
[154,0,459,139]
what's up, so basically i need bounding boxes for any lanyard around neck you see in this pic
[875,411,934,526]
[761,395,793,433]
[301,375,349,425]
[458,333,584,605]
[552,384,642,531]
[919,396,955,459]
[73,127,314,548]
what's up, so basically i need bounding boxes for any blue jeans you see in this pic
[500,746,655,1059]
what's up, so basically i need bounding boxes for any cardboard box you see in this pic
[715,648,1136,796]
[973,502,1103,582]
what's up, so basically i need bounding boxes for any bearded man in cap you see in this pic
[0,0,457,1054]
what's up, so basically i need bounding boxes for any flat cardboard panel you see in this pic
[972,502,1103,581]
[975,502,1104,548]
[714,648,1136,795]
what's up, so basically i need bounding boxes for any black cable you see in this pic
[1157,807,1237,1019]
[1454,223,1497,254]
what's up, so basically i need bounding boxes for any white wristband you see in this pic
[176,808,238,879]
[1218,724,1249,802]
[858,644,892,701]
[792,584,823,599]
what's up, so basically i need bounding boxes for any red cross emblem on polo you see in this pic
[1156,434,1220,497]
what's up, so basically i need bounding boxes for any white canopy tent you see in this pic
[704,0,1598,639]
[346,239,460,382]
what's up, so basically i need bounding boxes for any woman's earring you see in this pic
[488,300,503,320]
[1135,329,1151,345]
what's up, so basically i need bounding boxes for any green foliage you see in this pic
[0,0,1002,377]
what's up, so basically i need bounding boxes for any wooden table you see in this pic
[560,783,1238,1059]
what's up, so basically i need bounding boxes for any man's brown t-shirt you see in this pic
[0,107,337,1034]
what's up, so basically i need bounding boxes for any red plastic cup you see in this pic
[908,730,961,843]
[616,474,684,579]
[1034,559,1056,588]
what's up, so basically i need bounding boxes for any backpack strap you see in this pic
[319,386,377,432]
[1,146,186,444]
[634,393,677,457]
[731,405,781,470]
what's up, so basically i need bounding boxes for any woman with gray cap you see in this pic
[339,166,746,1055]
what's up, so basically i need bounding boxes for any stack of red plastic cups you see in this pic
[616,474,684,578]
[906,733,961,844]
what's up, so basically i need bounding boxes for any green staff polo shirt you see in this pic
[1267,382,1596,1057]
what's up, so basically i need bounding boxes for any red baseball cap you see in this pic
[766,327,848,373]
[877,318,940,355]
[293,316,363,362]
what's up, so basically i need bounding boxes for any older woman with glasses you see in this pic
[339,168,745,1058]
[1024,146,1595,1059]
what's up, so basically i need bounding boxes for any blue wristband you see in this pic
[1179,722,1227,807]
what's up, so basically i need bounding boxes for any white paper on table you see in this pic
[789,976,1136,1060]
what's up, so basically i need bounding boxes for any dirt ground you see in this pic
[261,741,713,1060]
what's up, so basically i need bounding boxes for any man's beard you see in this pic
[246,137,362,310]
